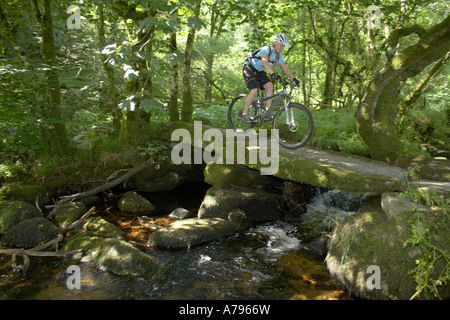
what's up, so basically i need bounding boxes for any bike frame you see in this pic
[254,80,294,122]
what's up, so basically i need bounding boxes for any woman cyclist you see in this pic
[242,32,299,123]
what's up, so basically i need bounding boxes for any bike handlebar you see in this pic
[277,78,298,88]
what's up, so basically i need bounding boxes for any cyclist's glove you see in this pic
[292,78,300,87]
[271,73,282,82]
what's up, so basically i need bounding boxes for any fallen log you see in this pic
[60,157,154,202]
[46,157,154,217]
[0,248,82,257]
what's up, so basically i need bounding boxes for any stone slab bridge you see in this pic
[160,121,450,195]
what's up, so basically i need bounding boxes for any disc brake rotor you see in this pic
[288,121,299,133]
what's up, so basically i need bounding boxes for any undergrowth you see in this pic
[401,167,450,300]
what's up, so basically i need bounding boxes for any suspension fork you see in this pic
[283,99,294,125]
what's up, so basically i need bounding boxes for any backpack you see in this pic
[245,45,279,68]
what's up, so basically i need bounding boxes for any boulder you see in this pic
[198,186,282,222]
[54,201,87,227]
[381,192,430,218]
[82,216,124,239]
[117,191,156,215]
[149,217,235,249]
[0,182,50,207]
[228,209,253,231]
[0,200,42,234]
[410,181,450,198]
[63,236,161,279]
[323,189,365,212]
[79,196,102,209]
[325,195,450,300]
[407,158,450,182]
[304,237,329,256]
[129,156,204,192]
[203,163,274,188]
[1,217,58,248]
[169,207,191,219]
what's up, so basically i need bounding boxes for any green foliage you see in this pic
[135,140,171,160]
[0,0,448,169]
[402,168,450,300]
[309,108,369,157]
[192,104,228,128]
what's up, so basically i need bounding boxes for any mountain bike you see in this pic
[228,78,314,149]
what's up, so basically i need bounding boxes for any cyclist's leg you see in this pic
[256,71,272,112]
[243,88,258,114]
[242,65,259,115]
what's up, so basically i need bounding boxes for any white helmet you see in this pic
[274,32,289,47]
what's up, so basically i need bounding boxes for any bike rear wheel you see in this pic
[273,102,314,149]
[228,94,257,133]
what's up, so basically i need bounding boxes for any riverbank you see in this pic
[0,179,353,300]
[0,122,449,300]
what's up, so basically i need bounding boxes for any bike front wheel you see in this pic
[228,94,257,133]
[273,102,314,149]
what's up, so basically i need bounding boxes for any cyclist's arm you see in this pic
[261,55,275,75]
[280,63,294,80]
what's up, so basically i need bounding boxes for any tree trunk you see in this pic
[139,25,156,125]
[204,53,213,102]
[98,3,119,130]
[119,8,156,143]
[321,22,335,109]
[301,43,307,105]
[322,58,333,108]
[181,2,201,122]
[355,16,450,163]
[119,78,143,144]
[168,27,180,121]
[35,0,65,156]
[0,4,42,112]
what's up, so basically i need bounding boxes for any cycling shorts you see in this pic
[242,63,270,91]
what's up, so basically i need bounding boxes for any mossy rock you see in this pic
[63,236,161,278]
[408,158,450,182]
[82,216,124,239]
[1,217,58,248]
[203,163,273,188]
[117,191,156,215]
[198,186,282,222]
[269,149,403,193]
[228,209,253,231]
[129,156,204,192]
[54,201,87,227]
[325,195,450,300]
[148,217,238,248]
[79,196,102,208]
[0,200,42,234]
[0,182,50,207]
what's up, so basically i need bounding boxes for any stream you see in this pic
[0,182,354,300]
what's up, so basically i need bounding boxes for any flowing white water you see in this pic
[301,189,366,231]
[251,222,301,258]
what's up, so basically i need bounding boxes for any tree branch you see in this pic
[385,25,426,61]
[399,52,450,116]
[48,157,154,214]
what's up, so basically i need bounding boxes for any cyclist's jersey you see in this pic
[249,46,285,72]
